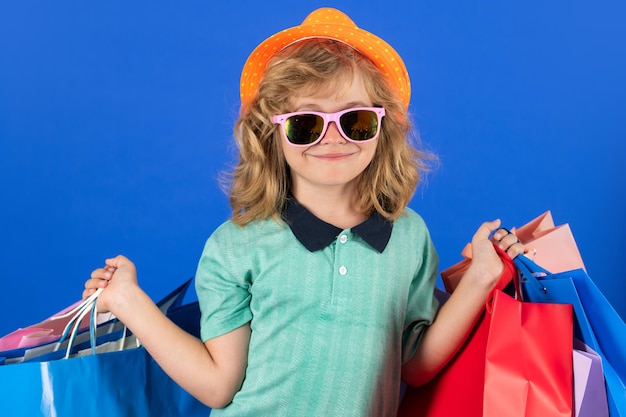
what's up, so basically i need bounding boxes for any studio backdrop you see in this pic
[1,0,624,337]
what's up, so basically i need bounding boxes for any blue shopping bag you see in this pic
[514,255,626,417]
[0,344,211,417]
[0,280,211,417]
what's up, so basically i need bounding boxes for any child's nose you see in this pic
[320,121,346,144]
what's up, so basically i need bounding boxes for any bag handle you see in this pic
[492,243,518,291]
[486,243,551,307]
[51,289,132,358]
[513,254,549,298]
[50,288,103,358]
[485,244,519,312]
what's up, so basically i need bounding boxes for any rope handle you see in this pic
[50,288,131,358]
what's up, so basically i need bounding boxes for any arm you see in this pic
[83,255,250,409]
[401,220,523,386]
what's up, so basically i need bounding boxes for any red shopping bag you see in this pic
[482,291,573,416]
[399,250,573,417]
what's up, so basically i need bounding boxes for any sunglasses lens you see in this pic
[284,114,324,145]
[339,110,379,141]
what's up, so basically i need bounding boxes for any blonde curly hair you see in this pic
[224,39,435,226]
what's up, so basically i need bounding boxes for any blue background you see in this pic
[1,1,624,338]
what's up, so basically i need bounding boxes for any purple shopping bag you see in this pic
[574,339,609,417]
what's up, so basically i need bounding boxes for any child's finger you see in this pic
[491,228,511,242]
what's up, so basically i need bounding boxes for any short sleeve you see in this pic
[195,222,253,342]
[401,219,440,364]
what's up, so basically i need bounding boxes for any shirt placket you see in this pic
[330,230,352,308]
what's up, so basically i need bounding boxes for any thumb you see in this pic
[104,255,133,270]
[472,219,502,242]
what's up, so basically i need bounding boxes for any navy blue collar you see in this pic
[281,198,393,253]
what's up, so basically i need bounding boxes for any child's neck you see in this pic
[292,186,367,230]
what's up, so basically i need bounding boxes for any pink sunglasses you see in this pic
[272,107,386,147]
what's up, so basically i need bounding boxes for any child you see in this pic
[84,8,524,416]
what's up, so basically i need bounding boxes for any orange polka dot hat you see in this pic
[239,7,411,110]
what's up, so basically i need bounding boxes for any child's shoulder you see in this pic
[209,217,287,242]
[387,208,436,257]
[392,207,432,239]
[398,206,427,226]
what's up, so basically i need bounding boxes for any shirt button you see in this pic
[339,234,348,244]
[339,266,347,275]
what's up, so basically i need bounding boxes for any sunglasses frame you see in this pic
[272,106,386,147]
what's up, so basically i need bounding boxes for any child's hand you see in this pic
[82,255,138,314]
[489,226,525,259]
[466,219,524,290]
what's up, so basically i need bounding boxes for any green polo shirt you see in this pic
[195,200,439,416]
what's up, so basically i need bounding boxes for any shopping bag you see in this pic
[516,255,626,376]
[515,254,626,416]
[0,344,211,417]
[0,281,209,417]
[441,211,584,292]
[482,290,573,416]
[0,279,192,365]
[514,210,585,273]
[573,340,609,417]
[399,248,573,417]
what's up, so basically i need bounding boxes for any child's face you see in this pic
[280,70,378,196]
